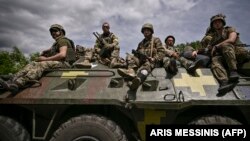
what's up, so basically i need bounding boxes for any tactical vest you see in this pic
[137,37,158,58]
[100,32,115,44]
[50,36,76,65]
[211,26,242,45]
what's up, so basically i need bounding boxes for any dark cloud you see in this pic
[0,0,249,57]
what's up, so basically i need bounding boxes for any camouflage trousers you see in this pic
[126,54,154,74]
[162,56,194,70]
[235,47,250,64]
[79,47,120,67]
[212,46,249,82]
[14,61,69,86]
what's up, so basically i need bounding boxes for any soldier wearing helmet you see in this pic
[118,23,165,90]
[0,24,76,92]
[208,14,249,95]
[162,35,206,74]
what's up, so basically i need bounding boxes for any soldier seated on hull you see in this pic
[209,14,250,95]
[73,45,126,69]
[74,22,126,69]
[118,23,165,90]
[0,24,76,93]
[162,35,205,74]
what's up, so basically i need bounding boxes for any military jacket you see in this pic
[164,45,180,57]
[136,37,165,61]
[210,26,242,46]
[94,32,119,49]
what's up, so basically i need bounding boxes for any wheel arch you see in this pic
[52,104,138,141]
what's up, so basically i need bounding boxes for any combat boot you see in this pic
[187,59,203,73]
[129,70,148,90]
[167,58,178,74]
[117,68,136,80]
[0,78,19,93]
[81,60,92,68]
[74,59,91,68]
[229,70,239,83]
[128,77,141,90]
[217,80,235,95]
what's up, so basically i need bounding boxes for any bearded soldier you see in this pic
[209,14,249,94]
[118,23,165,90]
[0,24,76,92]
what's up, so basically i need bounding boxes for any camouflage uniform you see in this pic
[162,35,204,74]
[118,23,165,90]
[74,44,126,68]
[74,23,125,68]
[73,45,94,68]
[209,14,249,94]
[94,32,120,66]
[211,26,249,81]
[0,24,75,92]
[134,36,165,72]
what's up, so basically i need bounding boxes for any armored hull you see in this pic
[0,62,250,141]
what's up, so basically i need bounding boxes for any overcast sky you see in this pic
[0,0,250,57]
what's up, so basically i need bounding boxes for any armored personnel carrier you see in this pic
[0,61,250,141]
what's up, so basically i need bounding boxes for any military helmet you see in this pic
[210,14,226,27]
[165,35,175,44]
[50,24,66,35]
[141,23,154,34]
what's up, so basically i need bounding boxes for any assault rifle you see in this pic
[93,32,109,57]
[93,32,108,47]
[132,49,150,61]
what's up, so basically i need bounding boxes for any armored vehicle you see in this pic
[0,61,250,141]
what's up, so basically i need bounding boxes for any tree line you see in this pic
[0,47,39,75]
[0,40,201,75]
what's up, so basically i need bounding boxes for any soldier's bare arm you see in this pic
[37,46,67,62]
[216,32,237,48]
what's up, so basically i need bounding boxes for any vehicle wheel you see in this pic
[189,115,242,125]
[0,116,30,141]
[50,114,128,141]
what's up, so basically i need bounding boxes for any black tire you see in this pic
[189,115,242,125]
[50,114,128,141]
[0,116,30,141]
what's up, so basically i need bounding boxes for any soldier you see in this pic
[181,31,211,69]
[118,23,165,90]
[0,24,76,92]
[209,14,249,94]
[75,22,125,68]
[95,22,124,68]
[162,35,204,74]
